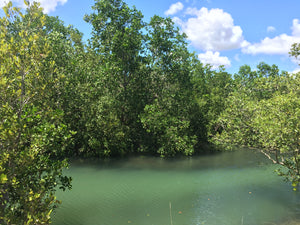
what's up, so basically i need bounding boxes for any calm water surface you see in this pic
[53,150,300,225]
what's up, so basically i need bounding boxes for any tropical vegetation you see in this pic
[0,0,299,224]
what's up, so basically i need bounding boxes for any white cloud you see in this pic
[165,2,184,16]
[267,26,276,33]
[198,51,231,69]
[292,19,300,36]
[1,0,67,13]
[0,1,9,7]
[243,19,300,55]
[36,0,67,13]
[174,7,248,51]
[291,67,300,74]
[234,54,240,62]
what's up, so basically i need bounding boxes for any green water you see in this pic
[53,150,300,225]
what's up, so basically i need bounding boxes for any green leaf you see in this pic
[0,173,8,183]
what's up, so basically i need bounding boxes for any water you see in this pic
[52,150,300,225]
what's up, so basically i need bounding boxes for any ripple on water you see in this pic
[53,150,300,225]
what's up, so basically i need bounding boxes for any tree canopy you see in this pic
[1,0,300,223]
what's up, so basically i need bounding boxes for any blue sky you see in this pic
[2,0,300,74]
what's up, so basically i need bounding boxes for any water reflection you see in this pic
[69,149,268,171]
[53,149,300,225]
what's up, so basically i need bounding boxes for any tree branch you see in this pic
[260,149,284,165]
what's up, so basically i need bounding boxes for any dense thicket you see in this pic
[70,0,207,157]
[0,2,77,224]
[212,62,300,189]
[0,0,299,224]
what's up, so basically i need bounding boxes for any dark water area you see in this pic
[53,150,300,225]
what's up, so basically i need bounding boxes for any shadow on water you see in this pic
[68,149,269,171]
[53,149,300,225]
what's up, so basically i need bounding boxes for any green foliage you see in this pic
[191,64,233,139]
[0,2,73,224]
[255,88,300,186]
[212,61,300,189]
[140,99,196,157]
[2,3,299,221]
[82,1,199,157]
[80,0,146,156]
[289,43,300,59]
[138,15,197,156]
[2,0,300,222]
